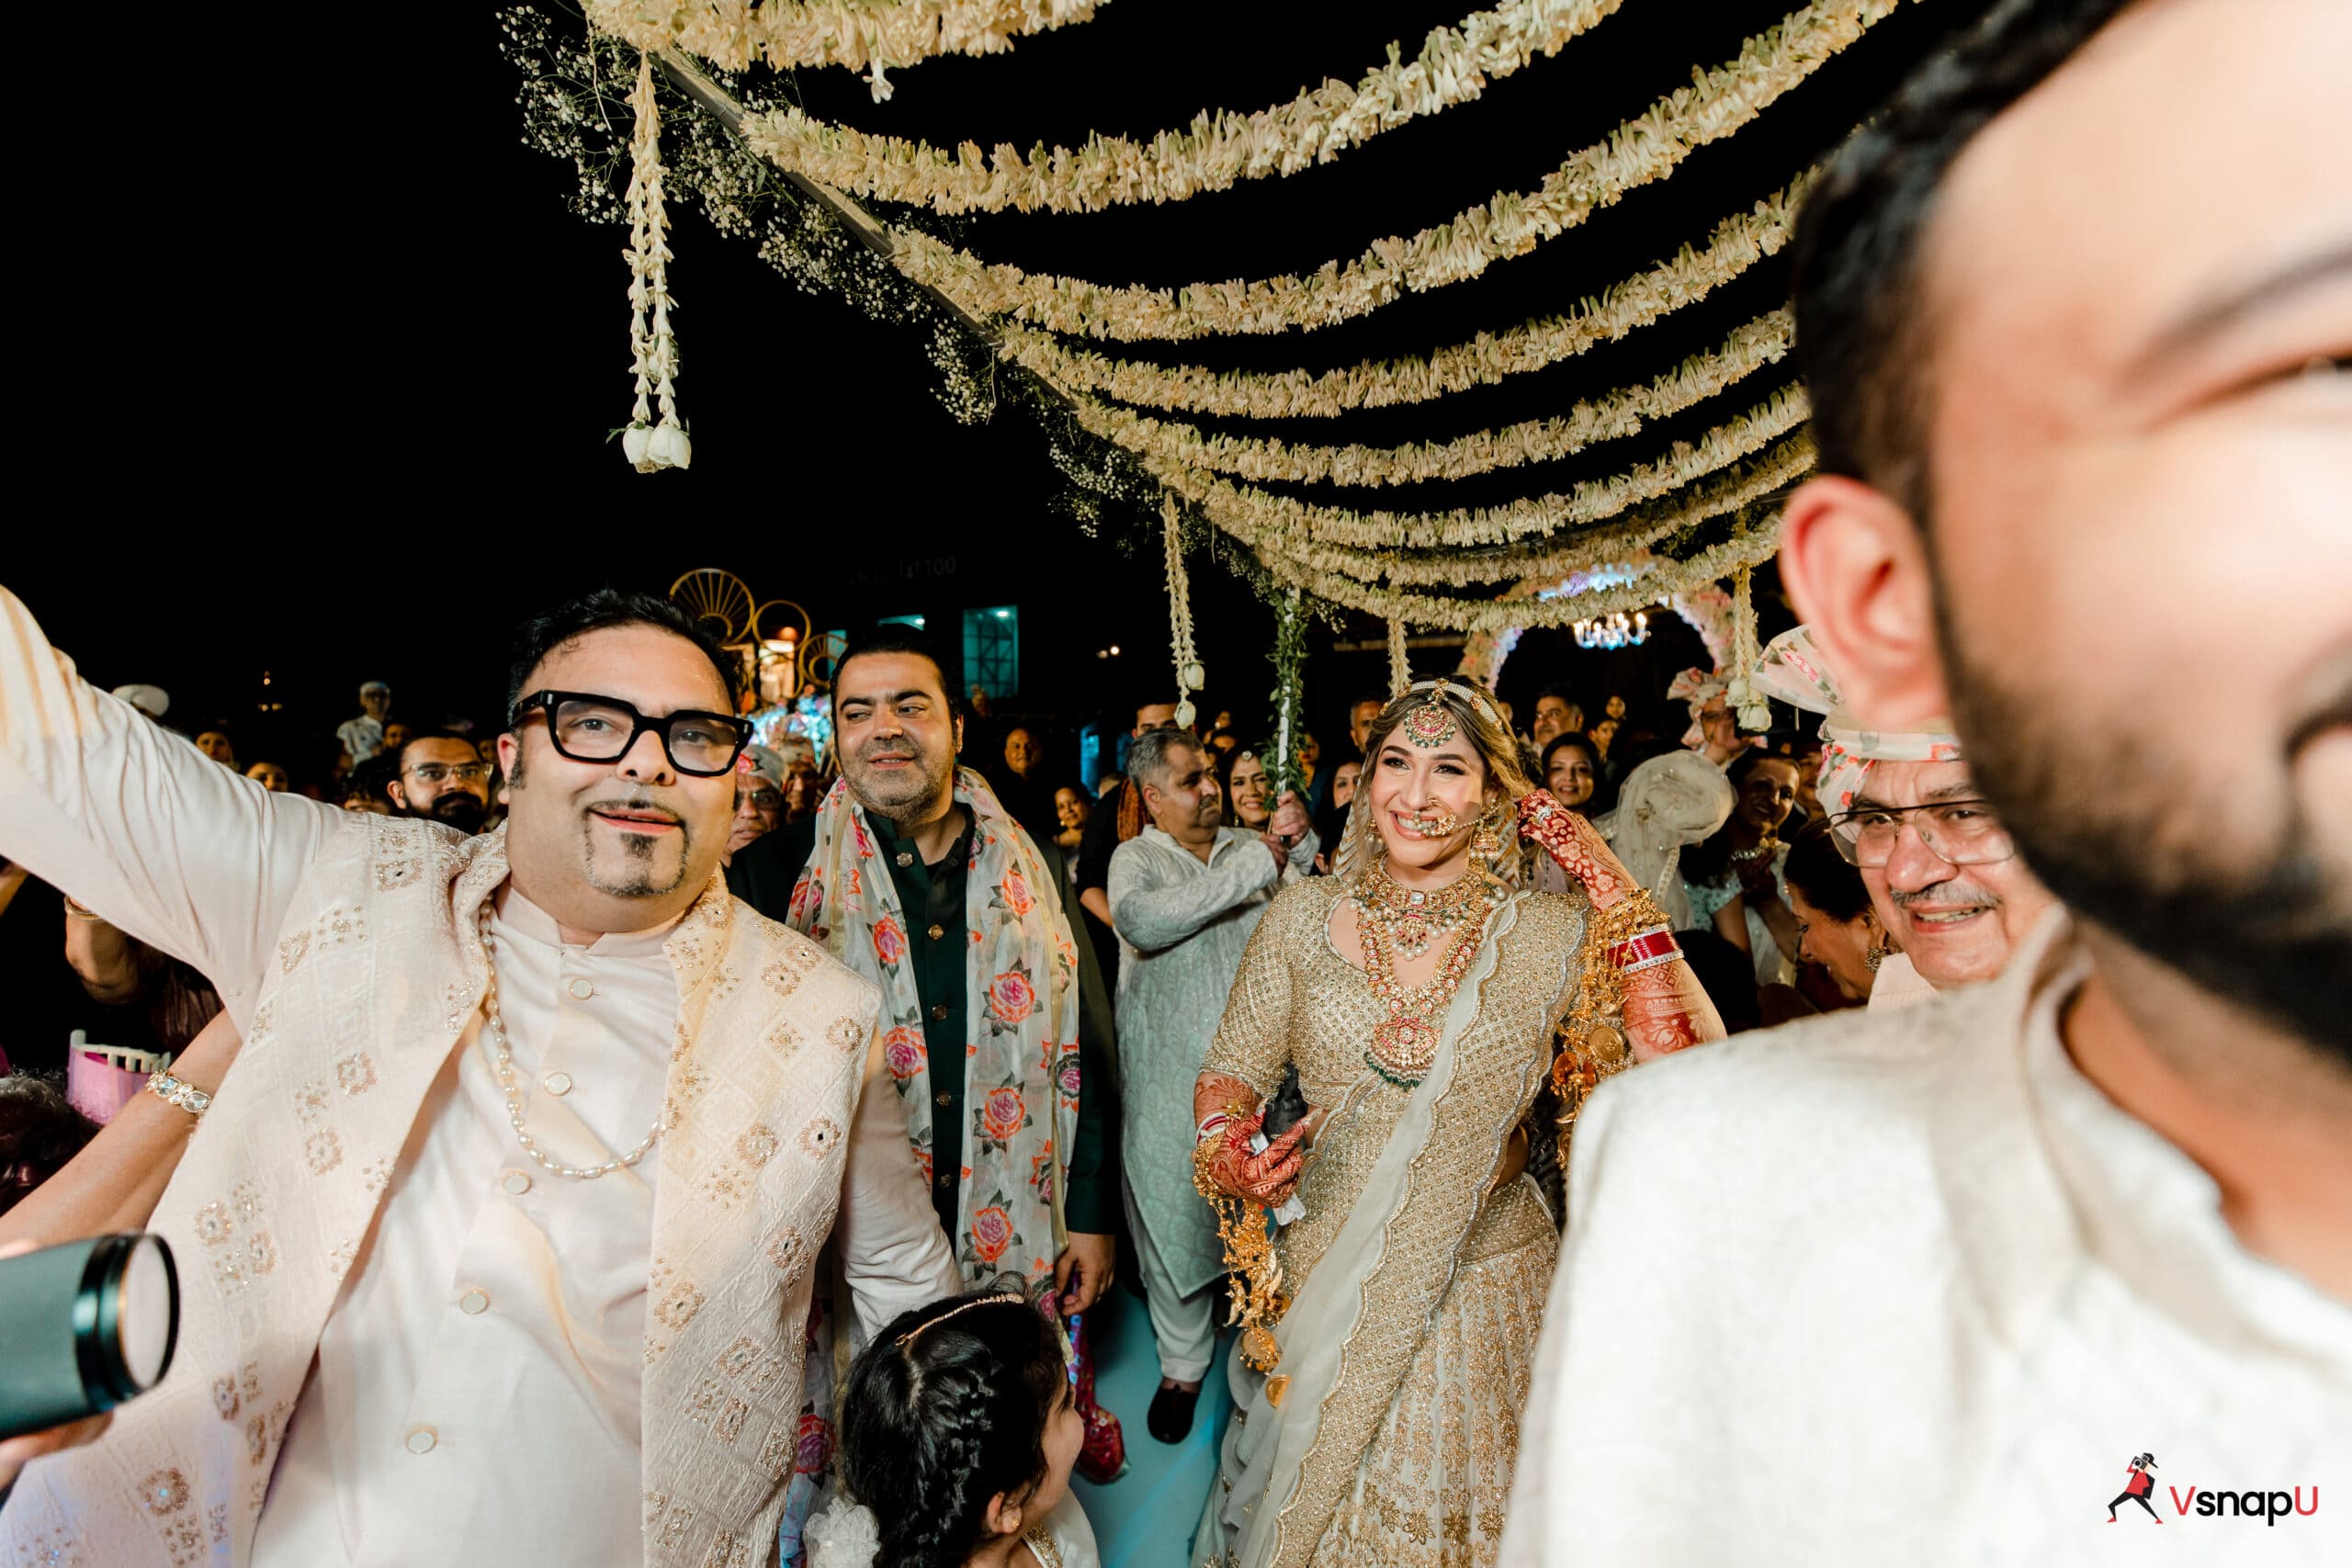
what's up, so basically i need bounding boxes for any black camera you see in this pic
[0,1234,180,1442]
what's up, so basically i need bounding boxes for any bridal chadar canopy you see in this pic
[503,0,1986,694]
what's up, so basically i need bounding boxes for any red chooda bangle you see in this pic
[1605,927,1680,973]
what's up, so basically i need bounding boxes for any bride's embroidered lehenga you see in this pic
[1192,874,1588,1568]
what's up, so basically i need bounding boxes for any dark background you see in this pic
[17,2,1989,784]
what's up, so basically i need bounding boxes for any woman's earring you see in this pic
[1863,931,1892,974]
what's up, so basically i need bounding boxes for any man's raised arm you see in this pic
[0,585,353,1027]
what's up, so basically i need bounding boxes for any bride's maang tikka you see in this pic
[1404,678,1464,749]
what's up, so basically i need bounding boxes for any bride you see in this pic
[1190,678,1722,1568]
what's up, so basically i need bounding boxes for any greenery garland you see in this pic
[1267,590,1310,796]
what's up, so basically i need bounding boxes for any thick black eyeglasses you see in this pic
[510,690,751,778]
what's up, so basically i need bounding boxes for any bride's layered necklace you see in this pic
[1352,859,1494,1090]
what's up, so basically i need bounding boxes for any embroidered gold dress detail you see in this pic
[1193,875,1586,1568]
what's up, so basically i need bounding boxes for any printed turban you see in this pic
[1665,668,1730,749]
[1747,626,1962,818]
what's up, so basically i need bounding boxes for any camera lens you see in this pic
[1,1233,180,1441]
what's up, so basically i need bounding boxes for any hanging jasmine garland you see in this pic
[1163,495,1204,728]
[621,51,690,472]
[1388,618,1412,697]
[1268,589,1310,796]
[1724,564,1774,728]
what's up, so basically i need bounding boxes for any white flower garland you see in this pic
[1270,513,1789,632]
[1724,563,1774,726]
[892,0,1914,341]
[622,51,690,472]
[737,0,1626,214]
[1023,310,1791,489]
[1067,386,1810,556]
[1388,617,1412,696]
[587,1,1108,99]
[1373,436,1812,586]
[997,173,1811,418]
[1163,493,1204,727]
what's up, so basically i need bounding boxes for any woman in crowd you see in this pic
[1311,759,1362,874]
[1538,732,1611,818]
[808,1287,1096,1568]
[1781,820,1893,1007]
[1052,785,1091,852]
[1681,750,1804,989]
[1223,747,1273,833]
[1190,678,1721,1568]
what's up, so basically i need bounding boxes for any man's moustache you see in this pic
[1891,880,2002,909]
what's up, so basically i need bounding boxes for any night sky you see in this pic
[18,3,1981,775]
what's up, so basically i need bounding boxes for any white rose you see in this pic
[621,423,652,468]
[647,421,693,470]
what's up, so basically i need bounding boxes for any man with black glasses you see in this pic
[0,585,956,1567]
[385,729,495,835]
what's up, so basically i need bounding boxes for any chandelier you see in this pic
[1573,610,1649,650]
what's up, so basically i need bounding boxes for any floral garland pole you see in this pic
[586,1,1108,96]
[1387,617,1412,698]
[1163,494,1204,728]
[1001,172,1813,416]
[1668,584,1737,670]
[889,0,1917,342]
[740,0,1627,214]
[621,51,690,472]
[1455,626,1524,689]
[1268,589,1309,795]
[1724,563,1774,728]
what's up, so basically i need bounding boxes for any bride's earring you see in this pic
[1864,920,1893,973]
[1470,807,1503,864]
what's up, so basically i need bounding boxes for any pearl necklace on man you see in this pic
[476,902,665,1180]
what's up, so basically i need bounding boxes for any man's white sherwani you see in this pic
[1106,825,1309,1381]
[0,586,957,1568]
[1502,914,2352,1567]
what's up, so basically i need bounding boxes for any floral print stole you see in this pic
[786,766,1081,1281]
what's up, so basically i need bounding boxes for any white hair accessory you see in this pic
[805,1497,882,1568]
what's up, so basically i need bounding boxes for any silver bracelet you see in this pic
[145,1070,213,1120]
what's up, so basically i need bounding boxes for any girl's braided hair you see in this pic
[840,1286,1065,1568]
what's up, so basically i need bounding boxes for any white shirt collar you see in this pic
[493,881,684,959]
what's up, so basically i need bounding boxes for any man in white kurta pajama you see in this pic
[0,584,958,1567]
[1505,2,2352,1562]
[1106,728,1312,1439]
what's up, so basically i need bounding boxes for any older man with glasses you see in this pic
[1738,626,2057,1011]
[386,729,496,835]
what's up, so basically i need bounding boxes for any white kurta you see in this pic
[0,583,958,1567]
[1503,912,2352,1567]
[253,887,677,1564]
[1106,825,1311,1298]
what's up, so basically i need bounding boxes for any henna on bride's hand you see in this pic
[1516,790,1634,908]
[1621,961,1724,1059]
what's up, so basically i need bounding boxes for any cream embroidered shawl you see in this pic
[0,820,882,1568]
